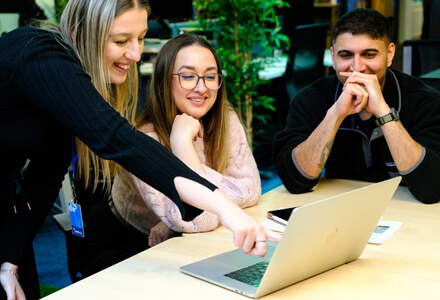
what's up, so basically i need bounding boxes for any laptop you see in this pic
[180,177,401,298]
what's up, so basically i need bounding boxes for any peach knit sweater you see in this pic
[112,110,261,234]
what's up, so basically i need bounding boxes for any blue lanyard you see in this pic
[71,135,78,202]
[72,135,78,177]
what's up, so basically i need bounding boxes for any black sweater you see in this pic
[274,69,440,204]
[0,27,216,265]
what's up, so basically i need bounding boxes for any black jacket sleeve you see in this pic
[13,28,217,210]
[397,73,440,204]
[0,28,217,266]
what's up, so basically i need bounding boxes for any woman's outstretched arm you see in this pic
[174,177,281,257]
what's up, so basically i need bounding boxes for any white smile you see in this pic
[115,63,130,70]
[189,98,205,102]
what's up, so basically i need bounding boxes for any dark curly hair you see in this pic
[332,8,392,46]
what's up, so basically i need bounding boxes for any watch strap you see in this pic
[375,108,399,126]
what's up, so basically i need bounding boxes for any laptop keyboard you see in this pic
[224,259,270,287]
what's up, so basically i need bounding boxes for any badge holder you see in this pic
[68,183,85,238]
[68,151,85,237]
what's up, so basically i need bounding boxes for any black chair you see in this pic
[402,39,440,78]
[257,22,329,130]
[284,22,330,101]
[253,22,329,175]
[420,77,440,92]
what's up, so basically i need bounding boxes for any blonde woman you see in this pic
[0,1,279,299]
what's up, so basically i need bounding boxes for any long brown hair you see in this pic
[137,34,231,173]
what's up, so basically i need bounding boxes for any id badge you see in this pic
[68,202,85,238]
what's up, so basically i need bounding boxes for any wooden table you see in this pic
[42,179,440,299]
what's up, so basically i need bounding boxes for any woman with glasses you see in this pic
[72,33,262,278]
[126,33,262,246]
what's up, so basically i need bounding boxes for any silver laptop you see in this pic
[180,177,401,298]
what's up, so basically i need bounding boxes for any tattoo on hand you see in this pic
[317,140,333,169]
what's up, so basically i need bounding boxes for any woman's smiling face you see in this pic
[105,8,148,84]
[171,45,219,119]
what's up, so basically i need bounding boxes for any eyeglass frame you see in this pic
[171,72,224,90]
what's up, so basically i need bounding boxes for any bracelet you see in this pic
[0,269,19,280]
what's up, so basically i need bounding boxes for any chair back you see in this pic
[284,22,329,101]
[402,39,440,77]
[420,77,440,92]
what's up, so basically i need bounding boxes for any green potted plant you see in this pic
[195,0,289,145]
[54,0,69,23]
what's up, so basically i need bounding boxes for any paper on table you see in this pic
[262,219,286,233]
[368,220,404,244]
[262,218,404,245]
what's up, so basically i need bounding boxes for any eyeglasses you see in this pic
[172,72,223,90]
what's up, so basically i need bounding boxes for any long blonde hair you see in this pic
[46,0,150,192]
[137,34,231,173]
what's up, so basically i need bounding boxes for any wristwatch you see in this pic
[375,107,399,126]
